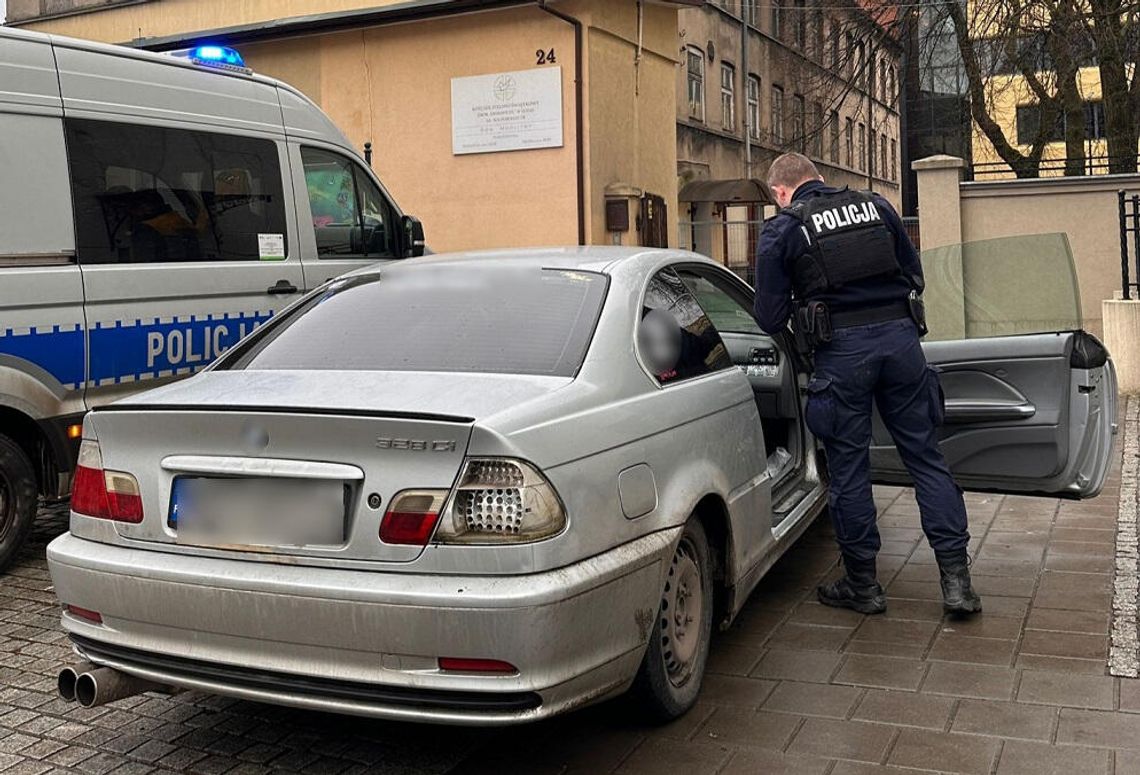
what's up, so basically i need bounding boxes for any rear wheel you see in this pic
[632,519,713,721]
[0,434,38,573]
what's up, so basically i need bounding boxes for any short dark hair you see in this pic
[767,152,822,189]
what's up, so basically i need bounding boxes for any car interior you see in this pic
[675,267,814,526]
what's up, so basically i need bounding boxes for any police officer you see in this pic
[754,152,980,617]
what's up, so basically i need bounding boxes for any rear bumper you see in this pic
[47,528,679,725]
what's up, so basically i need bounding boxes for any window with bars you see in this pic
[687,48,705,121]
[771,85,785,145]
[721,63,736,131]
[747,75,761,140]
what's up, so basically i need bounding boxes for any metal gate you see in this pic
[1120,191,1140,299]
[678,219,763,287]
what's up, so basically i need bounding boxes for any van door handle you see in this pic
[266,280,299,295]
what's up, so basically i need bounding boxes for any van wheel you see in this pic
[632,519,713,721]
[0,434,38,573]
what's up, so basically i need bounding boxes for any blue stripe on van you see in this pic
[88,311,273,386]
[0,325,85,389]
[0,312,272,390]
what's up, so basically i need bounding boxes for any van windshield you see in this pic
[223,265,608,377]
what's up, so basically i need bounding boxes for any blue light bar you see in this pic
[189,45,245,68]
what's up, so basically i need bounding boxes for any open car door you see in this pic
[870,234,1118,499]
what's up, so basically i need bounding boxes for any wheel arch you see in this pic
[690,492,734,627]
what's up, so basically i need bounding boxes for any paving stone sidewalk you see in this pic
[0,401,1136,774]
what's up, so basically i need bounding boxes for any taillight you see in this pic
[379,490,447,545]
[71,440,143,523]
[434,458,565,544]
[438,657,517,674]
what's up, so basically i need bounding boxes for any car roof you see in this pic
[342,247,724,278]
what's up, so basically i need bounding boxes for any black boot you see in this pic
[936,551,982,616]
[818,558,886,615]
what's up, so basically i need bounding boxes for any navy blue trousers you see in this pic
[805,318,969,567]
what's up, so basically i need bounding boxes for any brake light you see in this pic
[433,458,566,544]
[438,657,517,674]
[71,440,143,523]
[379,490,447,545]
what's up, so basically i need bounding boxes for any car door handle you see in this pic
[266,280,299,295]
[943,398,1036,423]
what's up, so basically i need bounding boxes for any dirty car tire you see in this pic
[632,519,713,721]
[0,434,37,573]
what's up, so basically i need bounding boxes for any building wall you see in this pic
[970,67,1139,180]
[17,1,685,252]
[676,1,903,214]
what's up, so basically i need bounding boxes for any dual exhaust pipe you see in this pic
[57,663,174,708]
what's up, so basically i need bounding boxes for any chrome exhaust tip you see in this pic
[73,667,171,709]
[57,663,93,702]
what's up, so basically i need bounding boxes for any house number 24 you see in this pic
[536,48,557,65]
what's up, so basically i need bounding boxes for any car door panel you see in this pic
[870,331,1116,498]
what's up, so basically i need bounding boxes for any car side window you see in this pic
[301,148,397,259]
[675,269,764,335]
[640,269,733,385]
[66,118,288,264]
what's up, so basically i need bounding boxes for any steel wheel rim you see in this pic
[661,536,704,687]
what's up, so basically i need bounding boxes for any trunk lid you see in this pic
[85,370,570,565]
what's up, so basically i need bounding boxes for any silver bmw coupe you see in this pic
[47,247,1116,725]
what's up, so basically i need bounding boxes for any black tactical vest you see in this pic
[781,188,900,299]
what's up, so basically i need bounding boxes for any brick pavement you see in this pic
[0,410,1136,774]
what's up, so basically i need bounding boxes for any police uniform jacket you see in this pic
[753,180,923,336]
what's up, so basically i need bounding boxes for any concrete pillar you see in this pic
[1104,300,1140,394]
[913,155,967,339]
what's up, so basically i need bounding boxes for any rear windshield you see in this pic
[224,266,608,377]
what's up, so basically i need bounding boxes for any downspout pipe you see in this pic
[538,0,587,245]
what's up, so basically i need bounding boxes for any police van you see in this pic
[0,27,425,570]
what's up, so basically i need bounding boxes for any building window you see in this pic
[747,75,761,140]
[845,117,854,167]
[880,134,888,178]
[890,138,897,181]
[1086,100,1107,139]
[867,52,877,97]
[846,32,857,79]
[771,85,785,144]
[1016,104,1063,145]
[829,24,840,70]
[811,101,824,158]
[880,58,889,102]
[772,0,784,39]
[792,94,805,150]
[889,66,897,103]
[858,123,866,170]
[813,7,825,60]
[794,0,807,48]
[857,40,867,87]
[687,47,705,122]
[830,111,840,162]
[743,0,758,26]
[869,129,876,176]
[721,63,736,131]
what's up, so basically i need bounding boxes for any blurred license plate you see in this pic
[169,477,346,548]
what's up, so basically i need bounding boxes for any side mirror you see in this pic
[402,215,426,258]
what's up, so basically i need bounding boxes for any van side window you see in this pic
[300,148,397,259]
[65,119,288,264]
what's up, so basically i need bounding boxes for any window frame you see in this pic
[687,47,706,122]
[844,117,854,168]
[721,62,737,132]
[792,94,806,152]
[747,75,762,141]
[771,85,785,145]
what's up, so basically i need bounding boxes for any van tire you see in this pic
[632,519,713,722]
[0,434,38,573]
